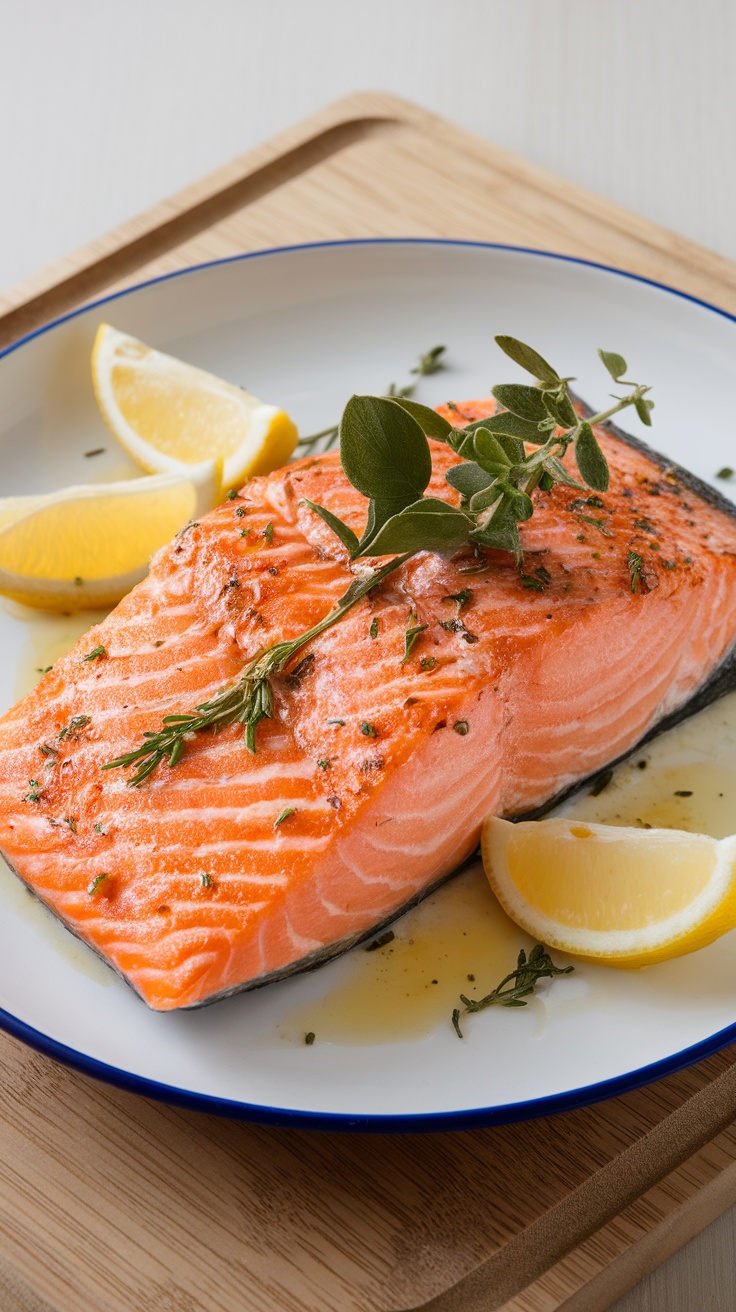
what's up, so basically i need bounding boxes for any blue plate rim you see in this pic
[2,235,736,1132]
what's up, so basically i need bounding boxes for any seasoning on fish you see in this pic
[0,400,736,1010]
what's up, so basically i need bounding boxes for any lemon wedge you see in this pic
[482,816,736,968]
[0,466,219,609]
[91,324,298,493]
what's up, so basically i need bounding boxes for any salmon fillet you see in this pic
[1,399,736,1011]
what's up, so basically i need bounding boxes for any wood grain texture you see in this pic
[2,89,736,1312]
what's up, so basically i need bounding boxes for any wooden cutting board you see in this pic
[1,91,736,1312]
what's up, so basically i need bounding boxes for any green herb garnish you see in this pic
[716,467,734,481]
[263,522,273,543]
[226,489,238,500]
[25,780,41,803]
[452,944,573,1037]
[88,873,108,896]
[106,338,653,784]
[453,721,469,735]
[59,714,91,741]
[201,872,213,887]
[305,1031,316,1045]
[402,616,427,663]
[274,807,295,828]
[628,550,644,593]
[360,721,378,737]
[317,758,330,770]
[369,617,379,639]
[83,645,106,662]
[442,589,471,609]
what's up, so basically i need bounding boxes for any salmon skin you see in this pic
[1,398,736,1011]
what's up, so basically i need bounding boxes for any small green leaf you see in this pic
[575,422,610,492]
[598,349,628,381]
[468,484,503,514]
[473,428,513,469]
[494,336,560,385]
[402,622,427,663]
[542,390,577,429]
[339,395,431,508]
[634,395,654,427]
[274,807,295,828]
[491,384,548,424]
[543,455,585,489]
[369,617,379,639]
[301,499,359,556]
[445,463,493,498]
[361,499,472,556]
[466,412,543,447]
[389,397,454,442]
[83,645,106,662]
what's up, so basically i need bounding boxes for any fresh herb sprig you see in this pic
[451,944,573,1038]
[103,555,409,785]
[304,337,653,565]
[106,337,652,785]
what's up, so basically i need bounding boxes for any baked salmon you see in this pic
[1,399,736,1011]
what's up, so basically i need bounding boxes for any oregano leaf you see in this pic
[389,397,455,442]
[445,464,494,498]
[494,336,560,385]
[542,390,578,429]
[598,349,628,382]
[473,428,513,469]
[634,395,654,426]
[340,395,432,508]
[301,499,359,556]
[361,499,472,556]
[575,422,610,492]
[491,384,548,424]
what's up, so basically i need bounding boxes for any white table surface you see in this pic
[2,1,736,1308]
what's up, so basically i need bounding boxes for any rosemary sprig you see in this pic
[104,554,410,785]
[451,944,573,1038]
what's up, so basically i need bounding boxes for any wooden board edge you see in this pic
[501,1127,736,1312]
[404,1054,736,1312]
[0,91,412,350]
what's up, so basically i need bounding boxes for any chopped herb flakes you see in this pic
[420,656,438,671]
[93,822,107,834]
[65,816,77,834]
[84,447,105,458]
[263,521,274,543]
[716,467,734,481]
[627,550,644,593]
[201,873,214,887]
[74,577,84,587]
[25,780,41,803]
[360,722,378,737]
[369,618,379,639]
[59,714,91,741]
[83,645,106,662]
[674,790,693,797]
[317,758,330,770]
[226,489,238,500]
[365,930,395,952]
[453,720,469,735]
[327,718,345,726]
[442,589,471,610]
[402,622,427,663]
[305,1031,316,1045]
[235,506,247,517]
[88,873,108,896]
[36,665,53,675]
[274,807,295,828]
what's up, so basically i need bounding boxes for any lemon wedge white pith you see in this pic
[0,466,219,609]
[482,816,736,968]
[91,324,298,493]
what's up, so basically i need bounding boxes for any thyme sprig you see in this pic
[103,554,410,785]
[451,944,573,1038]
[106,337,652,785]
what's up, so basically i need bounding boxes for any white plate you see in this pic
[2,239,736,1131]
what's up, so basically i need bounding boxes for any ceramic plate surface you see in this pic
[2,239,736,1130]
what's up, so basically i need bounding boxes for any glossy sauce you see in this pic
[283,864,532,1045]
